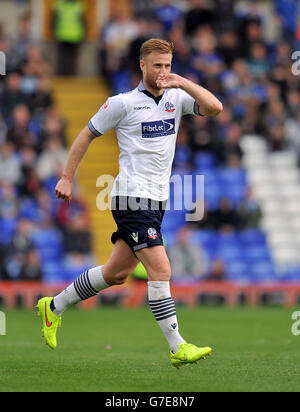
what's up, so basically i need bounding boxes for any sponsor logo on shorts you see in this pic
[141,118,175,138]
[148,228,158,239]
[131,232,139,243]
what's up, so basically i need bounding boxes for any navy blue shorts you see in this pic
[111,196,166,253]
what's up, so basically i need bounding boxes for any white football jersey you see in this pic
[89,81,201,201]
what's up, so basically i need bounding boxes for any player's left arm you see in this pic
[156,73,223,116]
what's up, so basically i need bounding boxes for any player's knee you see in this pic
[148,264,171,281]
[112,269,131,285]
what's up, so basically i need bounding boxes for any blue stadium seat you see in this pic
[161,210,186,232]
[0,217,18,244]
[42,260,66,283]
[204,183,222,210]
[224,183,247,206]
[162,231,177,248]
[194,152,217,169]
[194,169,220,185]
[19,198,41,222]
[217,231,240,246]
[239,229,267,245]
[31,228,63,263]
[219,168,247,185]
[174,146,191,165]
[217,244,244,262]
[225,260,252,282]
[244,245,271,262]
[250,261,276,282]
[188,229,218,247]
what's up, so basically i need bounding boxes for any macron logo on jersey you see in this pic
[141,118,175,138]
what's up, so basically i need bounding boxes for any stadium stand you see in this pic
[1,0,300,307]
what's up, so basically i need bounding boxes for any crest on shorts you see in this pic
[148,228,158,239]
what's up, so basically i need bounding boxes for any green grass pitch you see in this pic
[0,306,300,392]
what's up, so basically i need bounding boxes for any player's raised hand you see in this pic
[55,175,73,203]
[156,73,182,89]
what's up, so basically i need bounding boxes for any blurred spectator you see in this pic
[0,71,27,120]
[41,106,66,147]
[55,190,89,231]
[64,212,92,255]
[275,0,298,44]
[168,23,192,76]
[190,26,224,80]
[100,9,138,82]
[210,198,240,232]
[285,110,300,164]
[4,219,35,280]
[10,14,37,70]
[206,258,226,282]
[185,0,217,37]
[6,104,40,151]
[216,29,243,68]
[213,0,236,33]
[153,0,184,35]
[0,141,21,185]
[52,0,86,76]
[35,187,57,224]
[223,124,244,165]
[20,249,43,281]
[17,145,39,197]
[131,0,155,19]
[238,188,262,230]
[268,124,286,151]
[28,76,53,116]
[0,181,19,221]
[0,240,6,280]
[167,226,209,279]
[0,114,7,145]
[247,41,270,80]
[189,115,224,167]
[37,135,68,181]
[126,18,151,76]
[21,45,51,80]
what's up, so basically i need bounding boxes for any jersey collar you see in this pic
[138,80,164,106]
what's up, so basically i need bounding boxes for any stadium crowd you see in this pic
[0,12,94,281]
[0,0,300,283]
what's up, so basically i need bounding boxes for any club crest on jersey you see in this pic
[148,228,158,239]
[165,102,175,112]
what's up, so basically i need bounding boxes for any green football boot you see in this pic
[36,297,61,350]
[170,342,212,369]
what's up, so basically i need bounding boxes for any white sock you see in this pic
[148,281,185,353]
[52,265,110,315]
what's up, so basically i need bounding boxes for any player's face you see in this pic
[140,52,172,91]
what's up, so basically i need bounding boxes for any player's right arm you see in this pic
[55,95,125,203]
[55,126,96,203]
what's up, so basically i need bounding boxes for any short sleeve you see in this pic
[88,95,126,137]
[179,89,203,116]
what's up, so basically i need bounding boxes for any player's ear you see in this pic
[140,59,145,72]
